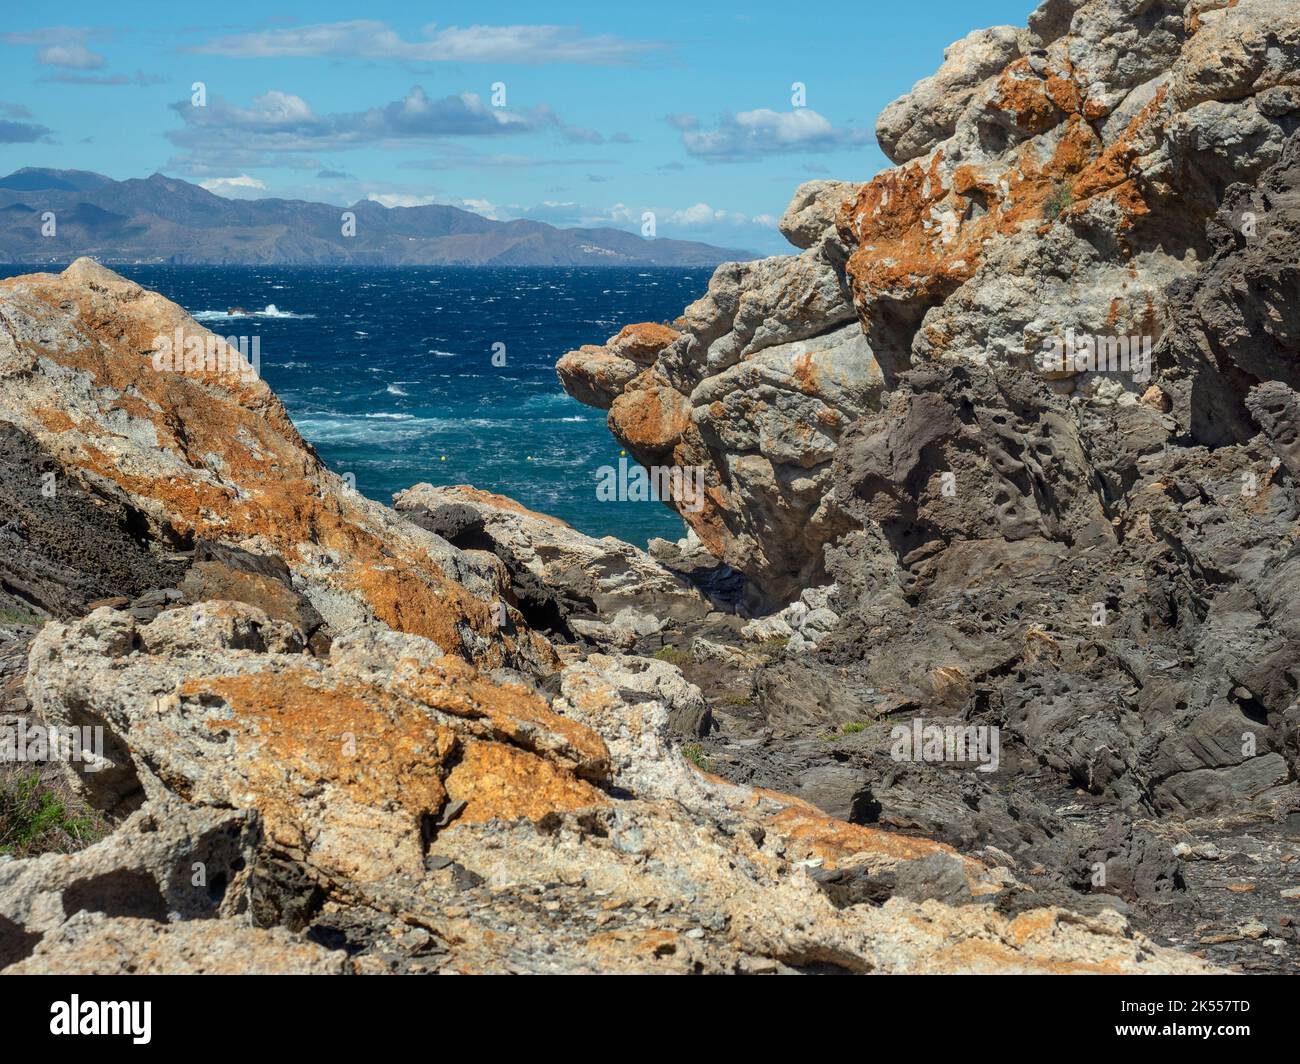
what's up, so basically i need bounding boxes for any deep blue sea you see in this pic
[0,265,712,546]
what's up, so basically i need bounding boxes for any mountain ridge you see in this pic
[0,168,755,267]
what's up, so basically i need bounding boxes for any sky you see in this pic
[0,0,1040,254]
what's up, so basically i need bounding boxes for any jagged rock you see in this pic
[562,652,712,738]
[10,591,1210,973]
[559,2,1300,607]
[0,259,554,675]
[27,605,613,867]
[0,796,257,945]
[5,913,347,975]
[1161,130,1300,445]
[393,483,711,644]
[876,25,1027,164]
[0,420,187,622]
[561,293,883,604]
[556,323,680,410]
[779,180,861,249]
[843,0,1300,393]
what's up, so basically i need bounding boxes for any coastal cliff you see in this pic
[555,0,1300,970]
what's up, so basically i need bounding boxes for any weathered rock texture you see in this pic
[393,483,713,649]
[0,259,1216,973]
[559,0,1300,608]
[6,600,1213,974]
[0,258,554,674]
[554,0,1300,972]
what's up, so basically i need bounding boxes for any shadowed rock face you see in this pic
[0,259,1215,974]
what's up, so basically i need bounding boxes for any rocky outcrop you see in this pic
[0,258,553,676]
[558,245,885,603]
[843,0,1299,388]
[555,323,681,410]
[393,483,713,649]
[0,258,1216,974]
[4,599,1212,974]
[550,0,1300,972]
[559,0,1300,607]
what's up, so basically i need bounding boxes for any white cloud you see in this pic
[199,174,268,194]
[193,20,662,65]
[37,43,104,69]
[167,86,595,173]
[682,108,871,161]
[367,193,440,208]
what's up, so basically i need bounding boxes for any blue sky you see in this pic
[0,1,1039,254]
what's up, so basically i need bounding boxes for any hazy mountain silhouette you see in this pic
[0,169,755,267]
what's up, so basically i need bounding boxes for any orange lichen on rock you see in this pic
[608,369,692,455]
[389,652,611,780]
[0,261,547,671]
[765,803,961,870]
[183,670,457,875]
[989,59,1071,135]
[609,322,680,363]
[445,740,607,824]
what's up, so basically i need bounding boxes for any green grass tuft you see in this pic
[653,646,691,667]
[1045,183,1074,222]
[0,770,106,857]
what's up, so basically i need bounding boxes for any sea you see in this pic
[0,265,714,546]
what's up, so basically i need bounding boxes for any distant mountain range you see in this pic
[0,168,754,267]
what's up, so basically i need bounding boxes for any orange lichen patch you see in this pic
[444,739,607,824]
[390,653,611,779]
[583,928,682,962]
[1051,115,1103,175]
[183,670,457,821]
[31,406,81,433]
[610,322,680,364]
[608,369,691,454]
[838,83,1169,344]
[768,806,959,869]
[343,557,498,662]
[1069,87,1169,226]
[725,783,964,870]
[1045,75,1083,115]
[990,60,1068,135]
[791,349,821,395]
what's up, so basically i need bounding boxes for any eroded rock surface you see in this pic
[554,0,1300,973]
[0,258,1221,974]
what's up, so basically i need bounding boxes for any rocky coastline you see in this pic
[2,0,1299,975]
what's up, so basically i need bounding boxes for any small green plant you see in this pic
[681,743,710,771]
[1045,182,1073,222]
[821,722,868,741]
[722,693,754,707]
[0,771,105,857]
[653,646,691,667]
[755,637,789,657]
[0,604,41,627]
